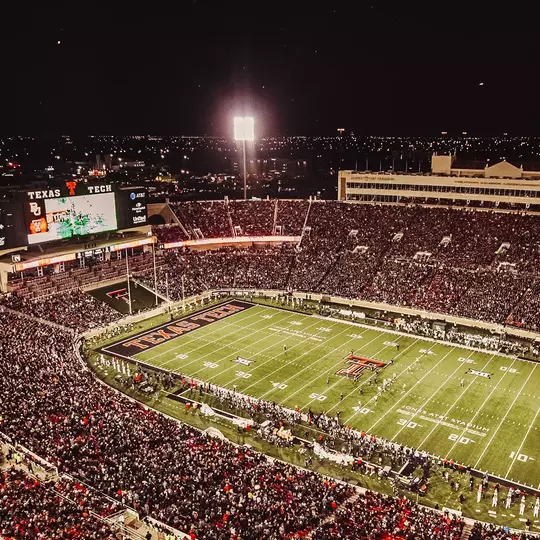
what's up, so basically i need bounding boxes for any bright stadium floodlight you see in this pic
[234,116,255,199]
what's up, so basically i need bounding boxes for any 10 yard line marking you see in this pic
[474,364,538,470]
[238,323,374,398]
[317,339,420,414]
[204,318,345,386]
[441,356,516,458]
[506,402,540,477]
[146,310,300,376]
[387,350,478,443]
[363,346,458,434]
[145,306,276,364]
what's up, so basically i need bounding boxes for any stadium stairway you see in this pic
[460,523,474,539]
[304,490,361,539]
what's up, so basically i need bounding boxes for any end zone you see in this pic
[99,299,255,358]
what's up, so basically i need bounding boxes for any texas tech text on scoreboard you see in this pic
[17,182,148,246]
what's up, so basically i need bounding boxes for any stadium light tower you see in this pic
[234,116,255,200]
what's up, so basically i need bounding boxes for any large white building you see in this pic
[338,154,540,206]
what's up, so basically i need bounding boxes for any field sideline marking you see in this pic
[343,342,440,425]
[440,356,517,458]
[415,352,498,451]
[198,316,344,385]
[258,331,389,403]
[474,363,538,470]
[164,310,302,376]
[505,402,540,478]
[227,319,372,394]
[361,346,458,433]
[323,338,421,414]
[387,350,479,443]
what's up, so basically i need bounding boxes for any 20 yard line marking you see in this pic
[211,318,347,388]
[387,350,478,443]
[474,364,538,470]
[361,346,458,433]
[506,402,540,477]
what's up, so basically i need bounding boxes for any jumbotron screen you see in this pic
[27,192,118,245]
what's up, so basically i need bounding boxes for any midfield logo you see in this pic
[467,369,492,379]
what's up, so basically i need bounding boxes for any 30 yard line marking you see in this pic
[419,354,506,453]
[215,317,349,389]
[505,403,540,477]
[318,338,420,414]
[474,364,538,470]
[387,350,478,443]
[361,346,458,433]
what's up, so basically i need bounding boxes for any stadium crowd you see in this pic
[0,468,117,539]
[312,491,465,539]
[0,309,356,538]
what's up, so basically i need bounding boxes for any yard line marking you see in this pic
[236,321,375,396]
[362,346,459,433]
[142,306,271,363]
[388,350,480,443]
[417,354,502,451]
[474,364,538,470]
[149,309,300,373]
[204,317,345,386]
[342,341,440,425]
[188,312,325,379]
[318,339,420,414]
[264,332,389,403]
[506,403,540,478]
[300,341,395,410]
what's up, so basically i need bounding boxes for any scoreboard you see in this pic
[0,182,148,250]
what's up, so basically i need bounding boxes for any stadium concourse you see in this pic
[3,200,540,538]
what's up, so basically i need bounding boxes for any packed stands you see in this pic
[0,310,353,538]
[311,491,464,539]
[0,469,117,539]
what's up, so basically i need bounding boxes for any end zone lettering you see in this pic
[104,300,254,357]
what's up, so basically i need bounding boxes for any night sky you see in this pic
[2,1,539,136]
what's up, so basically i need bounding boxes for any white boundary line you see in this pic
[362,346,458,433]
[505,403,540,477]
[441,356,517,458]
[474,364,538,469]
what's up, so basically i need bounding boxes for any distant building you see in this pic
[231,157,308,177]
[338,154,540,205]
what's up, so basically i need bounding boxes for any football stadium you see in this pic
[3,165,540,538]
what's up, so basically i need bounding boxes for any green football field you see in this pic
[103,300,540,490]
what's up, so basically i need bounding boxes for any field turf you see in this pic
[101,300,540,491]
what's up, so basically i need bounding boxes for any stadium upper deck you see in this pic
[339,153,540,205]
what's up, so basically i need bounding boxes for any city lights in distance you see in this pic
[234,116,255,141]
